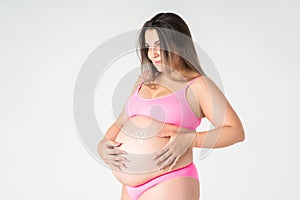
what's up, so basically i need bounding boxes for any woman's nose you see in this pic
[148,47,159,58]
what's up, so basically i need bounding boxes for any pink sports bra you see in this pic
[126,76,202,130]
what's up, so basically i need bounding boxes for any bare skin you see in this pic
[112,108,199,186]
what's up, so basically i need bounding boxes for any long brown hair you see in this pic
[136,12,206,83]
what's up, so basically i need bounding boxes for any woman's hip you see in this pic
[126,161,199,200]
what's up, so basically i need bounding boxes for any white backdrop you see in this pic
[1,0,299,199]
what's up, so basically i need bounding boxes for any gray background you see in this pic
[1,0,299,199]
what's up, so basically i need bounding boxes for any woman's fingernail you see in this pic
[117,142,123,147]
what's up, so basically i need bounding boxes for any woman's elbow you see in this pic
[236,126,246,142]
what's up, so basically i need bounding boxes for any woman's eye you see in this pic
[144,43,160,50]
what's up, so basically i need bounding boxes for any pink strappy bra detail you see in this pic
[126,76,202,130]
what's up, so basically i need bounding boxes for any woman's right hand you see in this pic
[97,137,128,171]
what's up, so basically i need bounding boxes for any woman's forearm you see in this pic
[103,122,122,141]
[192,126,245,148]
[104,107,130,141]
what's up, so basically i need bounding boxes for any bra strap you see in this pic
[187,75,202,87]
[136,82,143,93]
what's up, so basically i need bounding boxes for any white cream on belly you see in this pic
[115,116,170,150]
[114,116,169,173]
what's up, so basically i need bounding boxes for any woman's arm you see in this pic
[97,74,145,171]
[191,75,245,148]
[103,122,122,141]
[103,74,144,141]
[191,124,245,148]
[152,75,245,170]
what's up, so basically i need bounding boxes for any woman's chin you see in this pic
[154,64,162,71]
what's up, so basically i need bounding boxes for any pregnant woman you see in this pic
[97,12,245,200]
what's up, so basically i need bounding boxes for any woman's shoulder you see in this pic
[190,74,224,99]
[189,74,213,91]
[188,73,206,83]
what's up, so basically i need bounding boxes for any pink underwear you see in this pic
[126,162,199,200]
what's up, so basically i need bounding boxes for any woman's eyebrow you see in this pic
[145,40,160,45]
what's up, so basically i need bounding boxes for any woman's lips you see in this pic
[154,61,161,64]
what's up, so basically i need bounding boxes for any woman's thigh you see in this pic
[139,176,200,200]
[120,184,132,200]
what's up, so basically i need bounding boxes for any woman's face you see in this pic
[145,29,163,71]
[145,29,181,74]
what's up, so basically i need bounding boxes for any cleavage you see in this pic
[139,82,185,99]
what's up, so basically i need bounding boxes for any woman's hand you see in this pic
[152,131,196,172]
[97,137,128,171]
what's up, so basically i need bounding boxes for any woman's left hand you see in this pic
[152,130,196,172]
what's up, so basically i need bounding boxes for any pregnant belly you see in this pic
[112,116,194,186]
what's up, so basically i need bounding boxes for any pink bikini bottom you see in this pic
[126,162,199,200]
